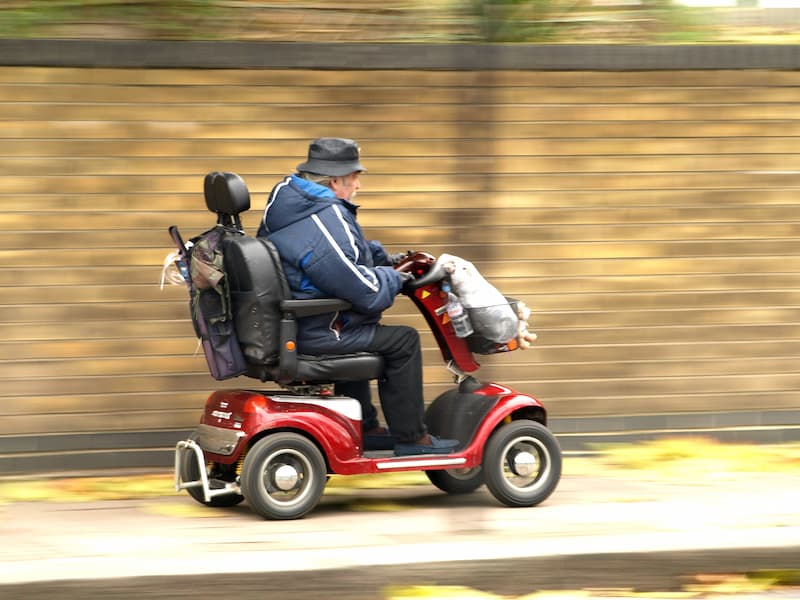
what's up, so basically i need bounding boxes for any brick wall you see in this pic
[1,47,798,470]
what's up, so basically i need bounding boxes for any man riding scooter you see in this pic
[172,162,561,519]
[257,137,459,456]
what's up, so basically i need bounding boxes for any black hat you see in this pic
[296,137,367,176]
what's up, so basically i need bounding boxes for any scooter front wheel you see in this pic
[240,432,327,520]
[426,466,484,495]
[483,420,561,508]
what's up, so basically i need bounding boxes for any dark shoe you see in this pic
[364,426,395,451]
[394,434,459,457]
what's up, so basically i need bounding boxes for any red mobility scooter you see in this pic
[173,172,561,520]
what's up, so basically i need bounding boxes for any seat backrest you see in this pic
[204,171,250,229]
[224,235,291,365]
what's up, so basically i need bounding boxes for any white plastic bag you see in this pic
[160,250,187,290]
[436,253,519,343]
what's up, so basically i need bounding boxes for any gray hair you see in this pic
[297,171,333,188]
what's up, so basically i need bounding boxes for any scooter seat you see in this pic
[246,352,384,384]
[224,232,385,385]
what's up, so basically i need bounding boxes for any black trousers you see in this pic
[334,324,426,443]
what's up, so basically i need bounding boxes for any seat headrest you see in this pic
[204,171,250,216]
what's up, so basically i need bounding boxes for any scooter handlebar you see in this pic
[401,260,448,290]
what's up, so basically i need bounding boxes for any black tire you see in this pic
[483,420,561,508]
[426,467,484,495]
[240,432,327,520]
[180,452,245,508]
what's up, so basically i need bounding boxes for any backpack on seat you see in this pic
[168,172,249,380]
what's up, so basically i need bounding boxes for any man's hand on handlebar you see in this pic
[397,271,415,294]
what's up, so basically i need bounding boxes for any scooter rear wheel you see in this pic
[426,467,484,495]
[483,420,561,508]
[240,432,327,520]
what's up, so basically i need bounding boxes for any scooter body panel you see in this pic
[193,381,546,475]
[198,389,364,468]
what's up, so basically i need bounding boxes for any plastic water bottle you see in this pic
[446,291,473,338]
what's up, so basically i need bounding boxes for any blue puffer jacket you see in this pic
[256,174,403,354]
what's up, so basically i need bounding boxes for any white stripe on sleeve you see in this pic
[332,204,359,262]
[311,213,379,292]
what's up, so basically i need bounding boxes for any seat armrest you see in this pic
[281,298,352,318]
[277,298,351,383]
[278,317,298,384]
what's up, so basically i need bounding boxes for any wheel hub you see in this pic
[512,451,537,477]
[273,463,299,491]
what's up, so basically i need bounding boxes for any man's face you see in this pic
[330,172,361,201]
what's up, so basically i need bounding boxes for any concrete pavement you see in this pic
[0,466,797,595]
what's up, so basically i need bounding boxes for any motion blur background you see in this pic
[1,0,799,473]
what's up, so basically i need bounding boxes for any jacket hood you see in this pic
[262,175,357,234]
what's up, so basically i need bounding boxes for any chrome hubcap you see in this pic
[261,448,313,506]
[512,451,537,477]
[501,436,550,493]
[274,463,299,491]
